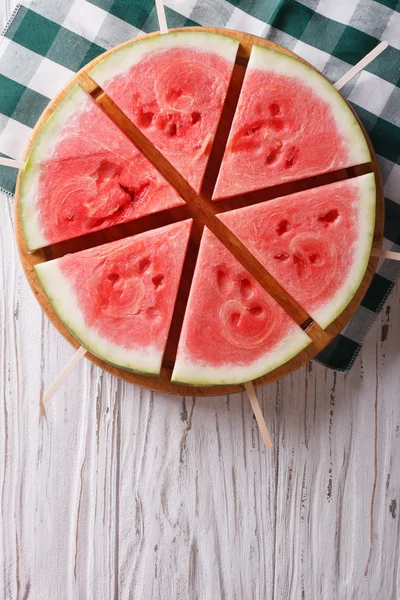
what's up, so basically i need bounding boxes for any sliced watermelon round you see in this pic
[213,45,371,199]
[35,221,192,374]
[23,32,377,388]
[172,227,311,386]
[90,31,239,192]
[20,86,183,251]
[218,174,376,329]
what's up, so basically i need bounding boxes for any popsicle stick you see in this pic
[0,157,25,169]
[42,346,87,402]
[371,248,400,261]
[334,41,388,91]
[155,0,168,34]
[244,381,273,449]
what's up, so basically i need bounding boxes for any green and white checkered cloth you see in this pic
[0,0,399,371]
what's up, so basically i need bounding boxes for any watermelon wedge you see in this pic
[35,221,192,374]
[90,31,239,192]
[20,85,183,251]
[218,174,376,329]
[213,45,371,199]
[171,227,311,386]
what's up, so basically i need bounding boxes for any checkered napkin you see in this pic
[0,0,399,372]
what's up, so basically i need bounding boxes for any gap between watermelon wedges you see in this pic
[89,31,239,193]
[20,85,184,252]
[213,44,371,200]
[35,220,192,375]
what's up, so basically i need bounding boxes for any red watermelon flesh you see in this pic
[20,86,182,251]
[213,46,370,199]
[35,220,192,374]
[219,174,376,329]
[172,227,310,386]
[90,34,238,192]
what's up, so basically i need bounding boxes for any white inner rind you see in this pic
[20,86,92,252]
[172,327,311,386]
[312,172,376,328]
[249,45,371,167]
[35,260,163,375]
[90,31,239,84]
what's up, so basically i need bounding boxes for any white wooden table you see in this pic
[1,3,399,598]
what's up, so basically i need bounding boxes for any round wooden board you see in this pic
[14,27,384,397]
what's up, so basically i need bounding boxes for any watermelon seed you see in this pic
[240,277,253,300]
[119,183,135,201]
[274,252,289,261]
[166,122,177,137]
[265,139,282,165]
[231,312,241,327]
[107,273,120,283]
[276,220,290,236]
[147,307,159,318]
[318,209,339,225]
[285,146,299,168]
[216,267,229,292]
[269,118,284,132]
[265,149,279,164]
[248,305,263,316]
[138,258,151,273]
[293,255,305,276]
[152,274,164,289]
[269,103,280,116]
[309,253,322,264]
[137,110,154,128]
[191,111,201,124]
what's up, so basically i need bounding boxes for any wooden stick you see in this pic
[0,157,25,169]
[334,41,388,91]
[155,0,168,34]
[371,248,400,261]
[42,346,87,402]
[244,382,272,449]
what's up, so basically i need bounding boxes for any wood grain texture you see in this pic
[14,27,384,395]
[1,3,399,599]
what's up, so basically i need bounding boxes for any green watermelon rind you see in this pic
[171,327,311,387]
[89,31,240,85]
[312,172,376,328]
[35,259,164,375]
[20,86,91,252]
[249,45,371,167]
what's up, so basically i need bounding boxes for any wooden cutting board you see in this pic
[14,27,384,396]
